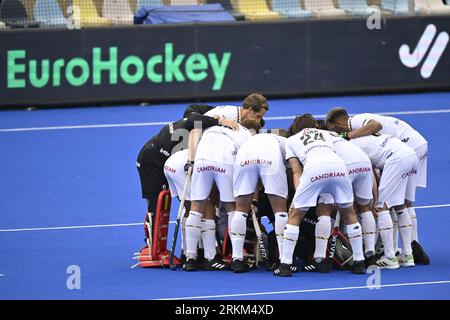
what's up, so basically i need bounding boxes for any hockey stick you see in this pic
[328,211,341,262]
[251,207,272,271]
[169,166,192,270]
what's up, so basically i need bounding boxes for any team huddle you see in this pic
[136,93,430,276]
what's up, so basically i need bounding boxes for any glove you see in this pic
[184,160,194,174]
[339,132,349,140]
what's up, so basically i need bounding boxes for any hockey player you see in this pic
[315,119,378,266]
[183,118,261,271]
[230,129,289,273]
[326,107,429,264]
[345,133,419,268]
[273,114,366,277]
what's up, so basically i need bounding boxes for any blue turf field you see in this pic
[0,92,450,300]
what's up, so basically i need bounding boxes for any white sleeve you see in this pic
[285,138,297,160]
[350,114,375,130]
[204,106,239,120]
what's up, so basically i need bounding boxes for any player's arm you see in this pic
[288,157,303,189]
[348,120,383,139]
[183,104,214,118]
[186,112,239,131]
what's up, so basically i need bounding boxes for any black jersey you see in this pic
[141,105,217,165]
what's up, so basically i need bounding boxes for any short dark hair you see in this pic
[243,93,269,112]
[316,119,327,130]
[241,117,261,132]
[288,114,317,136]
[326,107,349,127]
[264,128,289,137]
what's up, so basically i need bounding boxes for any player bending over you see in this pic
[342,132,419,268]
[230,129,290,273]
[183,118,261,271]
[317,120,378,266]
[273,114,366,277]
[326,107,429,264]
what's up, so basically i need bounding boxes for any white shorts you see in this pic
[163,150,190,201]
[190,160,235,202]
[414,143,428,189]
[233,153,288,198]
[292,162,354,210]
[347,161,373,203]
[378,153,419,209]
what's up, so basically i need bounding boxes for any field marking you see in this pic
[267,108,450,121]
[156,279,450,300]
[1,109,450,132]
[0,203,447,233]
[0,222,142,233]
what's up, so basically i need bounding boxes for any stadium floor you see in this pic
[1,92,450,300]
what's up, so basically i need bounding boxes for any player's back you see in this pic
[350,113,427,149]
[330,133,370,165]
[350,133,415,168]
[195,124,251,165]
[286,128,343,169]
[239,133,287,159]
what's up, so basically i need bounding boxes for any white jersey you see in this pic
[349,134,416,169]
[239,133,287,160]
[329,133,371,165]
[349,113,427,150]
[204,105,241,122]
[233,133,288,198]
[195,124,252,165]
[285,128,343,170]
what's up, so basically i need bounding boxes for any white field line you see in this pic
[156,280,450,300]
[1,109,450,132]
[0,203,447,233]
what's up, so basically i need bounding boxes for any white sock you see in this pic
[181,216,187,252]
[229,211,247,261]
[408,206,418,242]
[360,211,376,255]
[347,222,365,261]
[227,211,234,237]
[185,211,203,260]
[397,209,413,256]
[314,216,331,259]
[274,212,288,259]
[377,211,395,259]
[281,224,299,265]
[201,219,217,260]
[390,210,399,253]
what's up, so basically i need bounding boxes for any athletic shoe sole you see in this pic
[377,264,400,270]
[399,262,415,267]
